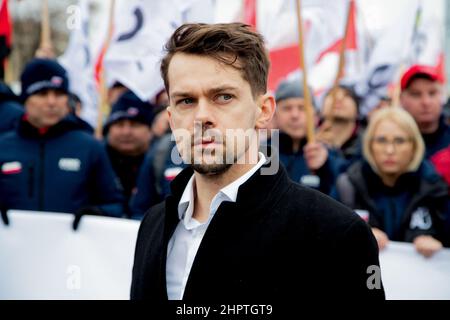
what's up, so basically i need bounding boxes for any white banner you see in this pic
[0,210,139,300]
[379,241,450,300]
[1,210,449,299]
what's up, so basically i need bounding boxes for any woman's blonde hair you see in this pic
[363,107,425,174]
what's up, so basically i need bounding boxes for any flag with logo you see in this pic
[103,0,233,102]
[254,0,367,100]
[59,0,98,128]
[355,0,445,115]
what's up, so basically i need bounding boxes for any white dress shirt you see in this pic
[166,152,267,300]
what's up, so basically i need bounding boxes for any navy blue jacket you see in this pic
[0,114,124,216]
[423,116,450,159]
[0,82,23,133]
[276,132,342,197]
[337,160,448,245]
[130,134,186,219]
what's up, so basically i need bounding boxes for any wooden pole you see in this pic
[391,64,405,108]
[295,0,315,143]
[38,0,54,57]
[95,0,116,139]
[328,0,354,119]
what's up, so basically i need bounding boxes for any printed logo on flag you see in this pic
[1,161,22,175]
[164,167,183,181]
[58,158,81,172]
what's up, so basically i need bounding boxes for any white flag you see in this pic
[355,0,445,115]
[59,0,98,128]
[103,0,225,102]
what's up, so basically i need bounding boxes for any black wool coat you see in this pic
[130,161,385,301]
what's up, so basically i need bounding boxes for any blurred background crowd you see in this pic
[0,0,449,258]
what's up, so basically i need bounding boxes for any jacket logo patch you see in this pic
[300,175,320,188]
[354,209,369,222]
[164,167,183,181]
[1,161,22,174]
[410,207,432,230]
[58,158,81,172]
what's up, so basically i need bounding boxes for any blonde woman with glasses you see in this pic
[337,107,448,257]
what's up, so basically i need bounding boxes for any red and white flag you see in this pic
[252,0,367,106]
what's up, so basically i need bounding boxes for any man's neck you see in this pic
[192,154,259,223]
[330,120,356,148]
[419,120,440,135]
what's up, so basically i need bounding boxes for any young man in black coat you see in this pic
[130,23,385,302]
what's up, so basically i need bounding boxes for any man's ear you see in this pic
[255,93,276,129]
[166,106,175,131]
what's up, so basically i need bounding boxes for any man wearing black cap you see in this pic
[0,58,124,227]
[103,90,155,217]
[400,64,450,158]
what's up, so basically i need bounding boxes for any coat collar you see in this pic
[163,157,291,241]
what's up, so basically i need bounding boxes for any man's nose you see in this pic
[120,123,133,135]
[194,98,215,126]
[421,94,433,107]
[46,92,58,106]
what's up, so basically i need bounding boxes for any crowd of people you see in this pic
[0,35,449,258]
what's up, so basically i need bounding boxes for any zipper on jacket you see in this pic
[38,141,45,211]
[28,165,34,198]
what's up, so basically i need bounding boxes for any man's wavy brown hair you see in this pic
[160,23,270,97]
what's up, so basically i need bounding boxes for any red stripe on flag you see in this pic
[0,0,12,46]
[268,45,299,92]
[315,0,357,64]
[243,0,257,28]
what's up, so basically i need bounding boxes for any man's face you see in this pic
[25,89,70,128]
[275,97,307,140]
[322,87,358,120]
[108,119,152,156]
[166,53,273,175]
[400,78,443,130]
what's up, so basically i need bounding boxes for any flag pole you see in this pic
[295,0,315,143]
[38,0,54,58]
[328,0,354,120]
[95,0,116,139]
[391,64,405,108]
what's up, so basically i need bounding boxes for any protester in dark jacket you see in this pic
[129,133,186,219]
[103,90,156,217]
[274,76,342,196]
[131,22,384,302]
[0,58,123,221]
[0,81,23,133]
[337,107,448,255]
[317,84,364,172]
[400,64,450,158]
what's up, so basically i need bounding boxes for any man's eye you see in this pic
[216,94,233,103]
[178,98,194,105]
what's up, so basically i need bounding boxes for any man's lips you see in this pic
[193,136,217,146]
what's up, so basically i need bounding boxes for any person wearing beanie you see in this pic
[273,76,342,196]
[0,58,124,228]
[104,90,156,217]
[400,64,450,159]
[316,84,364,172]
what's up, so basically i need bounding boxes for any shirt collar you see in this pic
[177,152,267,226]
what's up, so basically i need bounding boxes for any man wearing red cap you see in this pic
[400,64,450,158]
